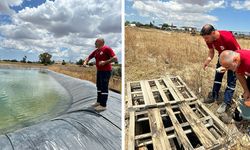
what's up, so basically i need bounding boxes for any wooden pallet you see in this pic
[127,75,232,150]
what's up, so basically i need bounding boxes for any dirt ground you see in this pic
[125,27,250,149]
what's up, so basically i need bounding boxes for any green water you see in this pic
[0,68,71,133]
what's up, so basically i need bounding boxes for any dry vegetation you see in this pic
[49,64,121,92]
[125,27,250,149]
[0,62,121,92]
[126,27,250,98]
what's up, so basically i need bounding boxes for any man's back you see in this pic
[236,49,250,74]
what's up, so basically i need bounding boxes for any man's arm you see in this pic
[83,50,96,65]
[83,57,90,65]
[99,56,117,66]
[203,48,214,70]
[236,73,250,100]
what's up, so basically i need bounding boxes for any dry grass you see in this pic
[125,26,250,99]
[0,61,48,68]
[125,27,250,149]
[49,64,121,92]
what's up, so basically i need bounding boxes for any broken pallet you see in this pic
[127,75,232,150]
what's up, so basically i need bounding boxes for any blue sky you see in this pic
[125,0,250,32]
[0,0,121,62]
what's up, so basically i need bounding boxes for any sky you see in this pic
[0,0,121,62]
[125,0,250,32]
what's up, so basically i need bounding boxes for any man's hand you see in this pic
[82,60,89,67]
[243,90,250,107]
[243,90,250,101]
[203,57,212,70]
[216,66,227,73]
[99,61,106,66]
[203,61,210,70]
[83,60,87,66]
[245,72,250,76]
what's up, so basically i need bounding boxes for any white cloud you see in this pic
[131,0,225,27]
[0,0,24,14]
[231,0,250,10]
[0,0,121,62]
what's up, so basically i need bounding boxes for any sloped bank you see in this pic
[0,69,121,150]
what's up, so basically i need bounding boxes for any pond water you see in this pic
[0,68,71,133]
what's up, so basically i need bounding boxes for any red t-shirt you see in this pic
[88,45,115,71]
[236,49,250,75]
[206,30,241,55]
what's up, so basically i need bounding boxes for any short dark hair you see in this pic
[200,24,215,36]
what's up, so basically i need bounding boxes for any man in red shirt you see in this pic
[83,38,117,111]
[220,50,250,107]
[201,24,241,113]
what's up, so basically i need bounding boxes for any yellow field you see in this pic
[125,27,250,99]
[49,64,121,92]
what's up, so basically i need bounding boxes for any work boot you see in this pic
[232,107,243,122]
[94,105,106,111]
[203,92,216,104]
[217,102,230,113]
[91,102,100,107]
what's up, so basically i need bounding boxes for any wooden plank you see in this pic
[136,107,199,122]
[143,80,171,149]
[140,81,151,105]
[164,106,194,149]
[128,111,135,150]
[162,78,181,102]
[197,100,229,134]
[179,103,219,149]
[131,91,143,94]
[135,116,212,140]
[128,103,163,112]
[148,108,171,150]
[143,80,157,105]
[177,76,197,99]
[165,76,186,101]
[135,100,198,116]
[127,82,133,108]
[154,79,169,104]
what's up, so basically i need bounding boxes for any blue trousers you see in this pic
[212,61,236,105]
[97,71,111,107]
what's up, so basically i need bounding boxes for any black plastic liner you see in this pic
[0,69,121,150]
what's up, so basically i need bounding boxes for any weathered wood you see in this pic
[127,82,132,108]
[179,103,219,149]
[144,80,158,105]
[164,105,194,149]
[165,76,186,101]
[162,78,181,102]
[147,108,171,150]
[176,76,197,99]
[128,111,135,150]
[126,76,233,150]
[154,79,169,104]
[197,100,229,135]
[135,116,212,140]
[140,81,151,105]
[136,107,199,122]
